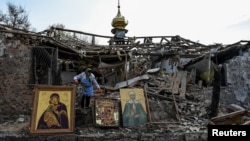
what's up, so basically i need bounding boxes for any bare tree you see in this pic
[48,23,65,36]
[0,2,31,30]
[47,23,89,44]
[48,23,65,29]
[0,10,5,22]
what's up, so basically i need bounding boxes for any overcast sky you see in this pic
[0,0,249,45]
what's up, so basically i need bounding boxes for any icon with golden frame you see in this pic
[94,98,120,127]
[30,85,76,134]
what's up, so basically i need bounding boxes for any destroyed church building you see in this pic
[0,1,250,141]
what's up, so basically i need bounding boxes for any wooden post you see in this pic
[92,35,95,46]
[144,83,152,123]
[209,68,221,118]
[99,56,105,85]
[34,56,38,84]
[125,53,128,86]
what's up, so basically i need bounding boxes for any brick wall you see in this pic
[0,33,33,120]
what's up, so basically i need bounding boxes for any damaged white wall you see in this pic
[161,59,178,73]
[221,50,250,105]
[161,58,192,74]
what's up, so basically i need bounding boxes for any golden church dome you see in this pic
[111,1,128,30]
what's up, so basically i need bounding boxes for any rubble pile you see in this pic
[1,24,250,140]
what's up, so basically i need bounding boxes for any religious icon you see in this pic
[30,85,76,134]
[94,98,120,127]
[120,88,148,127]
[36,93,69,129]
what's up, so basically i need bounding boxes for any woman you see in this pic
[73,67,102,108]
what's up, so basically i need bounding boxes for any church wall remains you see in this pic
[0,33,33,122]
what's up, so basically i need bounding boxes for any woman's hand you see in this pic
[98,88,103,93]
[74,79,78,84]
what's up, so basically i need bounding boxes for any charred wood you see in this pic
[209,68,221,118]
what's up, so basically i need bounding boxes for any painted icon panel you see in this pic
[94,98,120,127]
[120,88,148,127]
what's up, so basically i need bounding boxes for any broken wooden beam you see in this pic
[242,120,250,125]
[114,74,149,89]
[146,91,180,102]
[227,104,245,112]
[209,110,247,125]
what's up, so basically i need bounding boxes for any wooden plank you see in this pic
[172,72,182,94]
[171,90,180,122]
[144,84,152,123]
[179,71,187,97]
[168,73,176,91]
[210,110,246,125]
